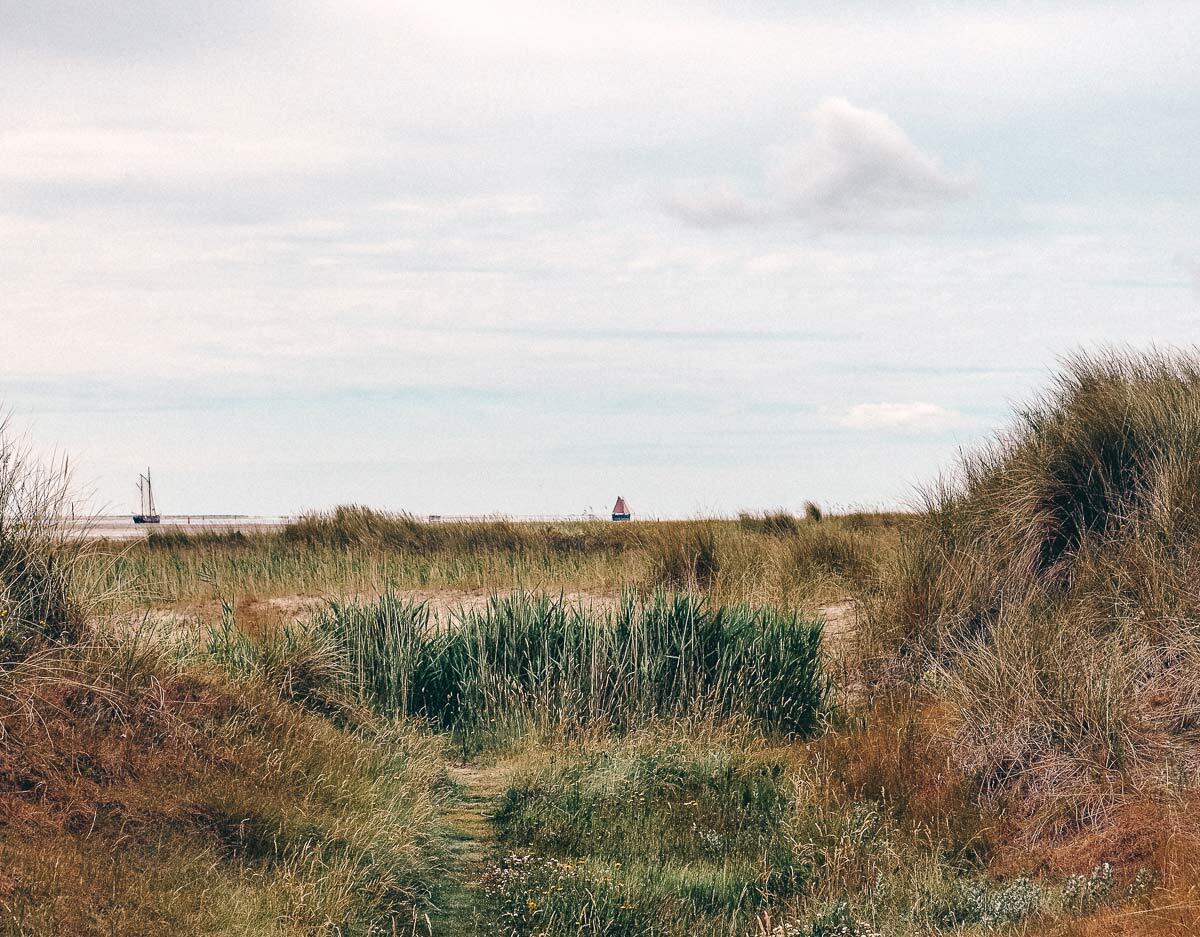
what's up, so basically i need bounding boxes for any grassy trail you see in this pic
[430,761,512,935]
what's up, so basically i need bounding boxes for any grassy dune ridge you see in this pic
[865,352,1200,824]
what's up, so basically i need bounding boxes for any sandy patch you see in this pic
[124,588,622,635]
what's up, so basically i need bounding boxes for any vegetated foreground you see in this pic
[3,348,1200,934]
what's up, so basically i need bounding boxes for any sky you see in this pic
[2,1,1198,518]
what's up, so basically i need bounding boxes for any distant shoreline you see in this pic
[66,513,630,540]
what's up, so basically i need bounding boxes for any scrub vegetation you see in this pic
[2,349,1200,933]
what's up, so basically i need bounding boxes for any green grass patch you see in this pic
[482,725,1158,936]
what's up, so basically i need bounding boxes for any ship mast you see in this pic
[146,468,156,517]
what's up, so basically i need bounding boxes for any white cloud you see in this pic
[774,98,971,223]
[666,98,970,229]
[840,402,963,432]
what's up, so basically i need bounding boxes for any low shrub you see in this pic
[481,853,659,936]
[493,736,795,865]
[487,728,806,935]
[929,876,1043,928]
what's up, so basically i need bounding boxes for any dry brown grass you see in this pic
[0,636,447,935]
[808,696,990,848]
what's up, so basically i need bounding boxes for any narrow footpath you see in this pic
[428,761,512,936]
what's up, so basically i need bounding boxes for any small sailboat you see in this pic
[133,469,161,524]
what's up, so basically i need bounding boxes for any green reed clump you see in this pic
[299,590,827,736]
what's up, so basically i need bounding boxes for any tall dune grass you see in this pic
[865,349,1200,826]
[737,509,802,536]
[283,504,642,556]
[0,425,97,649]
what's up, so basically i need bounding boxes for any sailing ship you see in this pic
[133,469,161,524]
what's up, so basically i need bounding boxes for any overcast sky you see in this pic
[2,1,1197,517]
